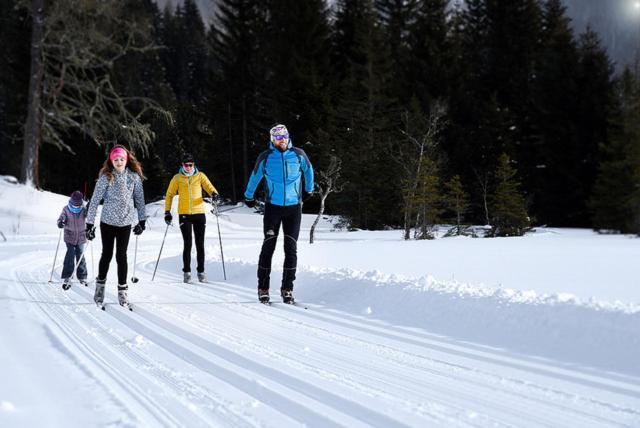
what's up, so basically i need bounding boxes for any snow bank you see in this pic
[295,267,640,377]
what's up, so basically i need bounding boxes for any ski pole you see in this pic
[91,239,95,279]
[131,235,139,283]
[211,201,227,280]
[49,229,63,283]
[152,223,170,281]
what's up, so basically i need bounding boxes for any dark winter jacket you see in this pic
[244,139,314,206]
[58,205,87,245]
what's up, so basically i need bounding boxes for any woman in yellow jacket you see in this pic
[164,153,219,283]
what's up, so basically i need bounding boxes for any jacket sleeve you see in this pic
[57,208,67,226]
[244,152,267,199]
[133,174,146,222]
[300,150,314,192]
[200,173,218,196]
[164,176,178,212]
[87,175,108,224]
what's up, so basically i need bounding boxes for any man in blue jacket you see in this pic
[244,124,314,304]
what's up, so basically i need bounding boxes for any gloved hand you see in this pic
[133,220,146,235]
[211,193,221,204]
[164,211,172,225]
[302,190,313,202]
[57,219,65,229]
[244,198,256,208]
[85,224,95,240]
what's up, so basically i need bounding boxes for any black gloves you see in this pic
[164,211,172,225]
[211,193,221,204]
[244,198,256,208]
[85,224,95,240]
[302,191,312,202]
[133,220,146,235]
[57,220,65,229]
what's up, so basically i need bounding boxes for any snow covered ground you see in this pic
[0,175,639,427]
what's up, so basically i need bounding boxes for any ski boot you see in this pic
[281,288,295,304]
[94,278,106,306]
[62,278,71,291]
[258,288,270,304]
[118,285,130,308]
[197,272,207,283]
[183,272,191,284]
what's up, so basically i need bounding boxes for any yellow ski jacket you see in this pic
[164,171,218,215]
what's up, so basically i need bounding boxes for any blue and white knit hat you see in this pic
[269,124,289,143]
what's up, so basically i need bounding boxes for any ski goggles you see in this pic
[272,134,289,141]
[183,162,194,167]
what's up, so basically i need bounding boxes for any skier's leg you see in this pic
[193,214,206,274]
[114,225,131,286]
[281,205,301,301]
[61,243,75,280]
[257,204,282,292]
[98,223,116,280]
[179,215,193,273]
[76,243,88,281]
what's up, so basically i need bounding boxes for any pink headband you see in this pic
[109,147,128,162]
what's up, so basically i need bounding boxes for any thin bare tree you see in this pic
[310,155,346,244]
[392,99,447,240]
[20,0,173,187]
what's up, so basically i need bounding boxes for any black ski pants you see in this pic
[179,213,206,273]
[98,223,131,285]
[257,203,301,291]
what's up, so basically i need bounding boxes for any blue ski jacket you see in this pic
[244,139,314,206]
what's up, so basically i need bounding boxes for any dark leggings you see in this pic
[179,213,206,273]
[258,203,301,290]
[98,223,131,285]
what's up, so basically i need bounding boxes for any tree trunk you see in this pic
[21,0,45,187]
[310,190,328,244]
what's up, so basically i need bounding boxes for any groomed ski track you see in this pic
[4,245,640,428]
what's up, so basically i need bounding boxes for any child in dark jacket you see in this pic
[57,191,88,290]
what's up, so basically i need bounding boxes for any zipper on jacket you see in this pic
[187,175,193,214]
[281,152,287,205]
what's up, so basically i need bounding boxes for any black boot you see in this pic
[258,288,270,304]
[281,288,294,304]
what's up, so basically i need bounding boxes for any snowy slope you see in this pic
[0,176,639,427]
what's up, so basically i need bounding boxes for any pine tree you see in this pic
[411,156,443,240]
[489,153,530,237]
[330,0,400,229]
[209,0,269,201]
[374,0,417,103]
[443,174,470,236]
[529,0,580,226]
[591,65,640,234]
[572,27,615,226]
[261,0,332,162]
[406,0,450,107]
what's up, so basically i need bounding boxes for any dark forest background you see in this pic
[1,0,639,234]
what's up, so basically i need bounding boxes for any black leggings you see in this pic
[179,213,206,273]
[98,223,131,285]
[258,203,301,290]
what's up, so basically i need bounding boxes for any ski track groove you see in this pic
[89,293,417,428]
[148,271,640,428]
[7,245,640,428]
[13,257,275,428]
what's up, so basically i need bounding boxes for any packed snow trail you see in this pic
[1,239,640,428]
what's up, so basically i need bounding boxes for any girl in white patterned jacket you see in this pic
[86,145,146,308]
